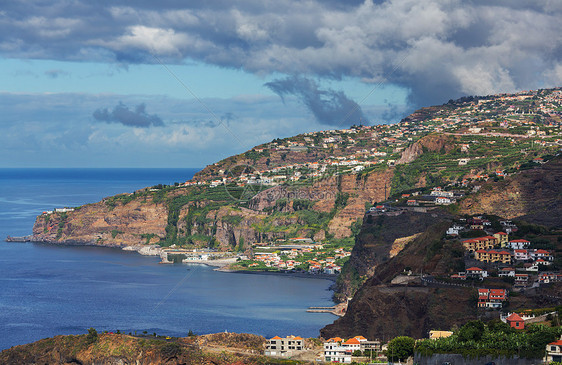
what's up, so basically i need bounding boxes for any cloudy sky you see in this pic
[1,1,561,168]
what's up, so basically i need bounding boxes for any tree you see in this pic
[457,320,485,342]
[387,336,415,362]
[86,327,98,344]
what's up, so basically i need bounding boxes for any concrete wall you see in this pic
[414,353,543,365]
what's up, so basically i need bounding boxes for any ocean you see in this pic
[0,168,335,350]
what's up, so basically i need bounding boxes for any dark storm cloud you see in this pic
[1,1,561,108]
[265,76,366,126]
[93,102,164,127]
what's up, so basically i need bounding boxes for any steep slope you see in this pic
[322,218,562,340]
[334,209,453,301]
[460,156,562,228]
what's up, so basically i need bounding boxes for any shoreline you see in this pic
[216,267,338,282]
[5,237,338,282]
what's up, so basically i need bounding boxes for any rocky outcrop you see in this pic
[459,156,562,228]
[32,195,168,247]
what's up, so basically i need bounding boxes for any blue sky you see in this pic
[1,1,561,168]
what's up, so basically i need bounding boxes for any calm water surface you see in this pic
[0,169,335,350]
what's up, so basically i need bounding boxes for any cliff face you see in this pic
[334,210,452,301]
[29,167,394,249]
[459,156,562,228]
[32,195,168,246]
[249,169,394,238]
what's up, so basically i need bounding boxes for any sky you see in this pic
[1,1,561,168]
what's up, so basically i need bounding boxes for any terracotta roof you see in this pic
[506,313,523,322]
[496,232,508,235]
[510,239,530,243]
[549,340,562,346]
[327,337,343,343]
[344,338,361,345]
[466,267,483,271]
[271,336,282,340]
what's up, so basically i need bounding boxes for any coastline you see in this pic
[5,236,338,282]
[216,267,338,282]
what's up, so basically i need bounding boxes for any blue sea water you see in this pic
[0,168,335,350]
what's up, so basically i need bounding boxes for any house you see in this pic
[429,330,453,339]
[407,199,419,206]
[536,258,551,266]
[323,336,380,363]
[498,267,515,277]
[530,249,552,261]
[450,273,467,280]
[462,236,498,251]
[466,267,488,279]
[546,339,562,363]
[493,232,509,247]
[478,288,508,309]
[514,249,530,261]
[515,273,529,285]
[265,335,304,357]
[474,249,512,264]
[506,313,525,330]
[507,239,530,250]
[435,196,453,205]
[539,273,562,284]
[447,224,464,236]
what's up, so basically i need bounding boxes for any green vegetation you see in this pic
[387,336,415,362]
[56,212,68,239]
[416,321,562,359]
[86,328,98,345]
[111,229,123,239]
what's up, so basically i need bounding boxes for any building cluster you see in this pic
[248,245,350,275]
[444,215,560,300]
[323,336,382,363]
[192,88,561,189]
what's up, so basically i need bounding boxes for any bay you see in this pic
[0,168,335,350]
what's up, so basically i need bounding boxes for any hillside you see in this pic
[322,212,562,340]
[0,332,306,365]
[22,87,561,259]
[459,155,562,228]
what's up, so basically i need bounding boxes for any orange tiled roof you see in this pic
[506,313,523,321]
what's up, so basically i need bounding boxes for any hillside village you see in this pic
[190,87,561,189]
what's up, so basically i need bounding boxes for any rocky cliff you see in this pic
[32,193,168,246]
[334,210,453,301]
[29,167,394,249]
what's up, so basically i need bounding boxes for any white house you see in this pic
[546,339,562,363]
[507,239,530,250]
[498,267,515,277]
